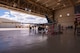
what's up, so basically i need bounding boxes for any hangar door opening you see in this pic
[0,7,48,28]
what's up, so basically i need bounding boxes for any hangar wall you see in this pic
[55,7,75,28]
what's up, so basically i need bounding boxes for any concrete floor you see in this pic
[0,29,80,53]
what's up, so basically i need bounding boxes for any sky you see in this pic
[0,7,48,24]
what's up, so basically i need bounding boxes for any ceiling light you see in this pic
[57,3,60,5]
[13,3,17,7]
[28,9,32,13]
[29,9,31,12]
[25,8,28,11]
[60,15,62,17]
[67,13,70,16]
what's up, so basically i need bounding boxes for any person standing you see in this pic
[74,18,78,34]
[29,26,32,33]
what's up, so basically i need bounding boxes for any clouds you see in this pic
[0,7,48,24]
[0,12,12,20]
[4,12,10,15]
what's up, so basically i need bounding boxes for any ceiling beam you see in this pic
[25,0,52,12]
[42,0,51,5]
[18,0,20,5]
[0,4,45,17]
[0,0,53,16]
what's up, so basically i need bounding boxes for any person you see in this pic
[74,18,78,34]
[29,26,32,33]
[58,24,61,33]
[34,26,37,34]
[38,26,41,33]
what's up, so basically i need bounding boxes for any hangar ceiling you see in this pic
[0,0,80,17]
[32,0,80,10]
